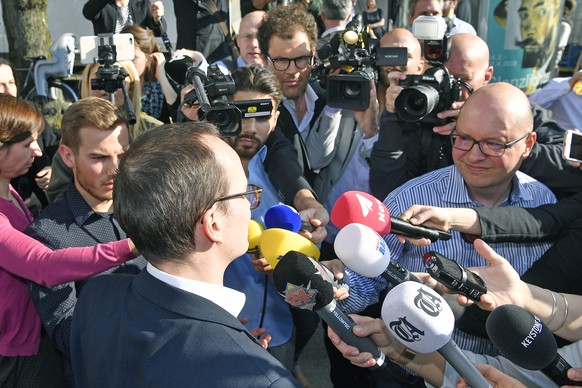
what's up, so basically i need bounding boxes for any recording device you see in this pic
[273,251,385,369]
[234,99,273,119]
[394,16,464,125]
[315,14,380,110]
[422,251,487,302]
[330,191,452,242]
[334,223,421,285]
[81,34,137,125]
[382,282,492,388]
[563,130,582,163]
[486,305,582,386]
[259,228,320,268]
[165,55,241,137]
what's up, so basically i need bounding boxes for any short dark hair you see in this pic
[231,64,283,107]
[61,97,128,152]
[257,4,319,58]
[113,122,228,262]
[321,0,352,20]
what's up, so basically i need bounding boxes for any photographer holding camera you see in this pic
[370,31,582,202]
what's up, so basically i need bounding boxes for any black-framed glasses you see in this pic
[211,184,263,210]
[267,55,313,71]
[450,131,530,157]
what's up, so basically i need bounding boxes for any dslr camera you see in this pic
[165,56,241,137]
[394,16,463,125]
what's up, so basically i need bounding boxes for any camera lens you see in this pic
[341,81,362,98]
[395,85,440,122]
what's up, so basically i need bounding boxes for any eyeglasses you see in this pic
[211,184,263,210]
[267,55,313,71]
[450,131,529,157]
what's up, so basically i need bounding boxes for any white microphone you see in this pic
[382,282,492,388]
[334,223,421,285]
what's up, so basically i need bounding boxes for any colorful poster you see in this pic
[484,0,564,94]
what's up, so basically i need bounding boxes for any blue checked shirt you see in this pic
[340,165,557,356]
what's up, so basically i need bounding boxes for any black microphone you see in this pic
[272,251,385,369]
[486,304,582,387]
[389,217,453,242]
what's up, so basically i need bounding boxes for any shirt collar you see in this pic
[64,183,111,226]
[146,262,246,318]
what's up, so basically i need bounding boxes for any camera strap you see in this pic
[204,0,240,61]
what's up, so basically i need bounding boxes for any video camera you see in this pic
[394,16,463,125]
[165,55,241,137]
[79,34,137,125]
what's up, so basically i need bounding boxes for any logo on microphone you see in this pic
[521,316,543,348]
[282,282,318,310]
[413,287,443,317]
[389,317,425,344]
[356,193,373,217]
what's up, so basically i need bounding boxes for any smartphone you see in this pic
[422,251,487,302]
[79,34,135,64]
[563,130,582,163]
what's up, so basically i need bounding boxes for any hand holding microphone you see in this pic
[331,191,452,242]
[487,305,582,387]
[273,251,385,369]
[382,282,492,388]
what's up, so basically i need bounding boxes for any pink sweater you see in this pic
[0,186,135,356]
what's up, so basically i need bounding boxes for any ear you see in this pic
[59,144,76,169]
[199,205,226,244]
[483,66,494,85]
[522,132,537,159]
[416,59,425,74]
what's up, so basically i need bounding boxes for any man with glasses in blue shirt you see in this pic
[340,82,557,360]
[370,32,581,202]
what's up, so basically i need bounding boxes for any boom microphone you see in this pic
[382,282,491,388]
[273,251,385,369]
[334,223,421,285]
[486,304,582,387]
[330,191,452,242]
[259,228,320,269]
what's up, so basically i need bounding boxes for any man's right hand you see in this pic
[384,70,408,113]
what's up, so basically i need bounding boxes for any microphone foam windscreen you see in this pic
[260,228,320,269]
[334,223,391,277]
[248,220,264,253]
[264,204,301,232]
[382,282,454,353]
[273,250,335,309]
[164,55,193,85]
[486,304,557,370]
[330,191,392,234]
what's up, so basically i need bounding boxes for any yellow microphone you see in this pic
[248,220,265,253]
[259,228,320,269]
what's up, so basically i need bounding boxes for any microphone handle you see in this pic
[438,340,492,388]
[382,261,422,287]
[319,301,386,370]
[390,218,452,242]
[542,354,582,386]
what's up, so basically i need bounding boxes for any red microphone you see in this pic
[330,191,452,243]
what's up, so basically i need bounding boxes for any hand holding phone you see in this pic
[563,129,582,164]
[422,251,487,302]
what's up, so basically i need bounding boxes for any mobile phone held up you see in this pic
[423,251,487,302]
[563,130,582,163]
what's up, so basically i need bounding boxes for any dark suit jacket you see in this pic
[71,270,299,387]
[83,0,167,36]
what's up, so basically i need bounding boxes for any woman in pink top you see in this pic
[0,94,136,385]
